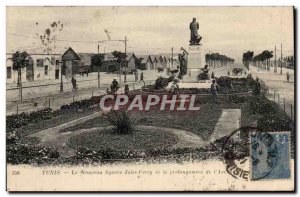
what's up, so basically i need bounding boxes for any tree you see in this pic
[242,51,254,70]
[261,50,273,71]
[252,50,273,71]
[12,51,30,102]
[206,53,235,68]
[112,51,127,84]
[91,53,105,88]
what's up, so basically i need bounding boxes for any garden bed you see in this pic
[60,103,222,141]
[67,128,179,151]
[6,95,106,136]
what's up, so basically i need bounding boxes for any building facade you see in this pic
[6,53,62,84]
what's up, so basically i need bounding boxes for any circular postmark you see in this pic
[221,126,278,181]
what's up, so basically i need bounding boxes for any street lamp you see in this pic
[60,60,64,93]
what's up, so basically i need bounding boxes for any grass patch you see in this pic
[67,128,178,151]
[61,103,222,140]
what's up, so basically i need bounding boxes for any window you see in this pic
[7,67,11,79]
[44,65,48,75]
[37,59,44,67]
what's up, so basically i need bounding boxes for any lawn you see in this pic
[67,127,179,151]
[61,103,222,140]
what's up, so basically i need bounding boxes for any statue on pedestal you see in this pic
[178,47,188,78]
[190,18,202,45]
[197,64,210,80]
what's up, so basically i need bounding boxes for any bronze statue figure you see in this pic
[190,18,202,45]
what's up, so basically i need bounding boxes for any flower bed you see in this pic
[7,132,59,165]
[7,108,53,133]
[6,95,106,135]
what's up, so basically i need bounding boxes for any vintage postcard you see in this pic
[6,6,295,191]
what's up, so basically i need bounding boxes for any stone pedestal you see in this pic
[181,44,206,83]
[187,44,205,70]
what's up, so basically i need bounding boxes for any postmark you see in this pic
[221,127,251,181]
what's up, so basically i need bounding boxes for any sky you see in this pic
[6,6,294,60]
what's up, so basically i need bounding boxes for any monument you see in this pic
[181,18,207,82]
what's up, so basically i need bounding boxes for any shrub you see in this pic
[7,143,60,165]
[216,76,232,88]
[60,95,105,111]
[6,131,59,165]
[70,145,219,164]
[232,68,243,75]
[157,67,164,72]
[103,110,140,134]
[153,76,174,90]
[6,108,53,133]
[197,72,209,80]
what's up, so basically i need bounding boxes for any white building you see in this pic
[6,53,62,84]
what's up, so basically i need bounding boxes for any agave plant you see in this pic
[103,110,140,134]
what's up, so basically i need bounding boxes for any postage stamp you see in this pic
[250,132,291,180]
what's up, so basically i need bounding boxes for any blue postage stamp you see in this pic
[250,132,290,180]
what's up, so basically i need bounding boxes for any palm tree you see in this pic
[91,53,105,88]
[12,51,30,102]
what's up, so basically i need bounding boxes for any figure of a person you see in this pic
[111,78,119,94]
[189,18,202,45]
[71,77,75,90]
[203,64,209,73]
[211,79,219,100]
[140,72,144,81]
[71,77,77,91]
[124,84,129,95]
[286,72,290,82]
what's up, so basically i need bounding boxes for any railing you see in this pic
[259,78,294,121]
[8,80,157,115]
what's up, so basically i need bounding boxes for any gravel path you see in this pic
[210,109,241,142]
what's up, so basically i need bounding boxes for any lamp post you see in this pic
[124,36,127,83]
[60,60,64,93]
